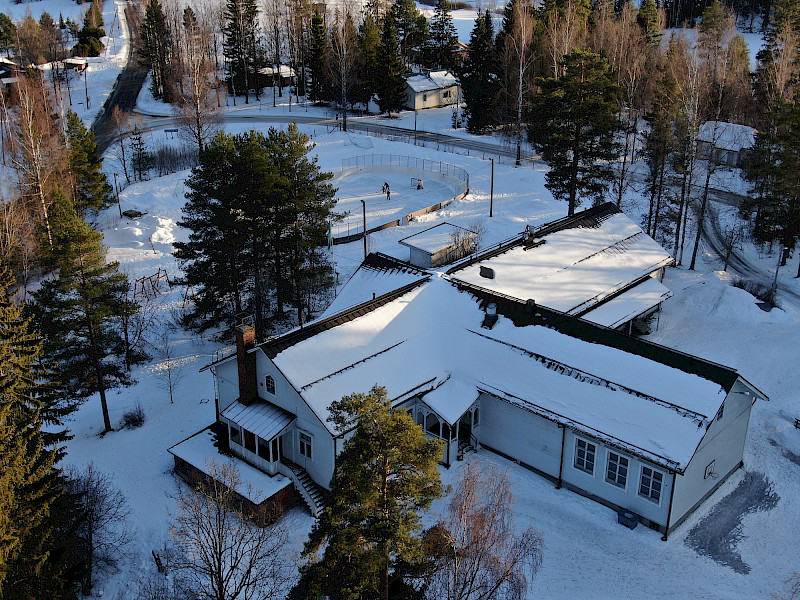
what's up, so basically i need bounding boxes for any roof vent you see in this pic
[480,266,495,279]
[482,302,498,329]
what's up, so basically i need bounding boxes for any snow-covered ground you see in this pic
[61,112,800,598]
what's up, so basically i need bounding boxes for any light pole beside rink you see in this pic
[361,199,367,259]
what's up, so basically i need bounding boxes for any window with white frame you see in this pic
[639,466,664,503]
[265,375,276,395]
[605,451,629,488]
[574,438,596,474]
[472,407,480,426]
[299,431,312,459]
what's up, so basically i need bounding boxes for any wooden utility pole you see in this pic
[361,199,367,258]
[490,158,494,217]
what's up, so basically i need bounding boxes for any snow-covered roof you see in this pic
[451,205,674,315]
[405,70,458,93]
[399,223,477,255]
[222,400,295,441]
[320,255,428,319]
[266,274,738,472]
[259,65,295,77]
[697,121,756,152]
[169,428,292,503]
[581,277,673,329]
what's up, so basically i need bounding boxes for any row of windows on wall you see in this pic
[574,437,665,504]
[228,423,281,462]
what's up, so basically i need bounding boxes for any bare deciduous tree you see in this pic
[154,329,184,403]
[541,0,587,79]
[425,460,543,600]
[67,463,134,595]
[170,460,294,600]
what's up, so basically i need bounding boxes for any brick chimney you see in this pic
[235,319,258,406]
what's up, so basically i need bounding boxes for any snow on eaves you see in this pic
[270,275,728,471]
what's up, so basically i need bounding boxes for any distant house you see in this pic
[63,58,88,73]
[177,247,766,539]
[696,121,756,167]
[404,70,459,110]
[451,203,675,334]
[257,64,295,88]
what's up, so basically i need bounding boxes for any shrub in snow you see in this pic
[120,403,146,429]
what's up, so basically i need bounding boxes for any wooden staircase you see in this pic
[281,459,326,517]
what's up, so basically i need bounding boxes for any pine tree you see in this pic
[390,0,429,70]
[66,111,112,214]
[0,13,15,56]
[140,0,172,101]
[292,385,443,600]
[174,133,251,336]
[223,0,259,104]
[0,269,63,598]
[461,11,496,133]
[32,192,136,433]
[637,0,661,44]
[427,0,459,71]
[376,14,407,115]
[530,50,622,215]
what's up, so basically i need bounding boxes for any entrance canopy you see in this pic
[222,401,295,441]
[420,374,479,426]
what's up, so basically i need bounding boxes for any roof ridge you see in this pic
[467,329,710,424]
[262,275,430,358]
[300,340,407,391]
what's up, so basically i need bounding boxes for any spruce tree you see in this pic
[530,50,622,215]
[140,0,172,101]
[427,0,459,71]
[130,126,152,181]
[0,270,63,598]
[0,13,15,56]
[461,11,496,133]
[292,385,443,600]
[376,14,407,115]
[223,0,259,104]
[309,10,330,102]
[66,111,113,215]
[637,0,661,44]
[358,13,382,107]
[32,192,136,433]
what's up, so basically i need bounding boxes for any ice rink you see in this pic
[331,171,457,239]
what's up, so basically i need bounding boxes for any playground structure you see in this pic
[134,268,172,300]
[331,154,470,245]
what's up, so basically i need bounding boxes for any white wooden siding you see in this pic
[478,393,562,478]
[561,429,672,526]
[669,384,753,528]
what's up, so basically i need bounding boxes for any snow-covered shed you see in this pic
[399,223,477,268]
[190,253,766,537]
[404,70,459,110]
[450,203,675,334]
[696,121,756,167]
[257,64,295,88]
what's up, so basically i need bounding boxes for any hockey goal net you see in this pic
[411,177,424,190]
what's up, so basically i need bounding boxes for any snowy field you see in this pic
[67,112,800,599]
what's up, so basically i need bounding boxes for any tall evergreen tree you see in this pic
[530,50,622,215]
[175,127,336,338]
[637,0,661,44]
[742,98,800,278]
[0,13,16,56]
[140,0,173,101]
[461,11,496,133]
[427,0,459,71]
[376,14,407,115]
[223,0,259,103]
[292,385,443,600]
[66,111,113,215]
[32,192,136,433]
[358,12,382,106]
[0,270,63,598]
[308,10,330,102]
[389,0,429,70]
